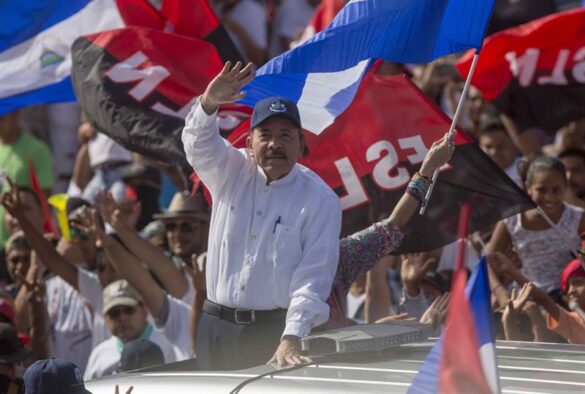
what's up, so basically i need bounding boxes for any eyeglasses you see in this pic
[107,305,137,319]
[165,222,201,233]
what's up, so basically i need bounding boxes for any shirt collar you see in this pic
[256,163,299,186]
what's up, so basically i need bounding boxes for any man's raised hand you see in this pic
[0,178,24,217]
[201,61,255,114]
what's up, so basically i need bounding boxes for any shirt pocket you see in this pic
[271,224,303,272]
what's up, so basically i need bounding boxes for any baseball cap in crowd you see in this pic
[561,259,585,292]
[118,338,164,372]
[122,162,162,190]
[103,280,142,314]
[250,97,301,129]
[0,299,15,324]
[0,323,30,363]
[152,192,210,222]
[24,359,91,394]
[5,230,28,252]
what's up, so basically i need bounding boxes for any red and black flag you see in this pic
[457,8,585,133]
[115,0,243,63]
[71,27,225,171]
[227,66,535,252]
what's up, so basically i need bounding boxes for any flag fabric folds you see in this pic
[457,8,585,133]
[71,27,225,171]
[409,257,500,393]
[0,0,124,115]
[240,0,495,134]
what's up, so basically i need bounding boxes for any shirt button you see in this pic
[240,285,246,291]
[244,260,250,266]
[250,235,256,241]
[256,210,262,216]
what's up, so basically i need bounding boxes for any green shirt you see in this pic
[0,132,54,246]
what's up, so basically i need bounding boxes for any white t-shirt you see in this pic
[219,0,267,62]
[156,294,193,360]
[87,133,132,168]
[269,0,316,58]
[46,275,94,372]
[78,268,111,348]
[83,325,178,380]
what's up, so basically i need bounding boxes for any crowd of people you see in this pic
[0,0,584,393]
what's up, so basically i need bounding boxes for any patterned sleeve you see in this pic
[336,218,404,291]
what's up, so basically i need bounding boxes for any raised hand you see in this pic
[201,61,255,113]
[183,253,207,292]
[114,385,133,394]
[420,292,450,329]
[0,178,24,217]
[71,206,108,247]
[96,190,125,230]
[401,253,436,297]
[419,136,454,177]
[375,312,415,324]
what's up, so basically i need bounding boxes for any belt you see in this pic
[203,300,287,325]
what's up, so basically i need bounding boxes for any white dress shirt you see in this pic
[182,102,341,338]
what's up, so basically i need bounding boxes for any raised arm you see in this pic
[74,208,166,319]
[1,179,78,289]
[182,62,255,196]
[96,191,188,299]
[336,137,453,289]
[389,136,453,230]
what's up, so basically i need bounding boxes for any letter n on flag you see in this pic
[408,256,500,393]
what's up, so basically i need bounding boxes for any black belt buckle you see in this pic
[234,309,255,324]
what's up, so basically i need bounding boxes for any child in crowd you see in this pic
[488,156,585,300]
[513,259,585,344]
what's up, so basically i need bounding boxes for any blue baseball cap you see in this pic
[250,97,301,129]
[24,359,91,394]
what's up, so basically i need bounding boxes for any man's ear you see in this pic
[246,133,254,156]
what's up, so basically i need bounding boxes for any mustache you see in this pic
[265,150,287,159]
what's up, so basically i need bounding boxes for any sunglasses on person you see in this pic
[69,226,89,241]
[165,221,201,233]
[107,305,137,319]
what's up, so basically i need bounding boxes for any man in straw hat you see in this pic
[182,61,341,369]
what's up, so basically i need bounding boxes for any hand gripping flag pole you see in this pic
[419,51,480,215]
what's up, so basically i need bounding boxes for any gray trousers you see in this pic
[196,311,286,370]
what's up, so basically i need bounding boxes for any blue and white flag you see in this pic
[241,0,495,134]
[0,0,124,116]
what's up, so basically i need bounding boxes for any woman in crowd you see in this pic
[488,155,585,301]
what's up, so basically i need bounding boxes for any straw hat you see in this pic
[152,192,210,222]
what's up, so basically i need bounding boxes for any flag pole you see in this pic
[419,52,480,215]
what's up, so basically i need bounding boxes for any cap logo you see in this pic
[74,367,83,383]
[269,100,287,113]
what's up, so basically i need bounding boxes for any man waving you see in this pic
[182,61,341,369]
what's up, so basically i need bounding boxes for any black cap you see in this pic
[66,197,91,218]
[24,359,91,394]
[0,323,30,363]
[250,97,301,129]
[118,338,164,372]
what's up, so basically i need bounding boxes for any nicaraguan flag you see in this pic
[240,0,495,134]
[0,0,124,116]
[408,257,500,393]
